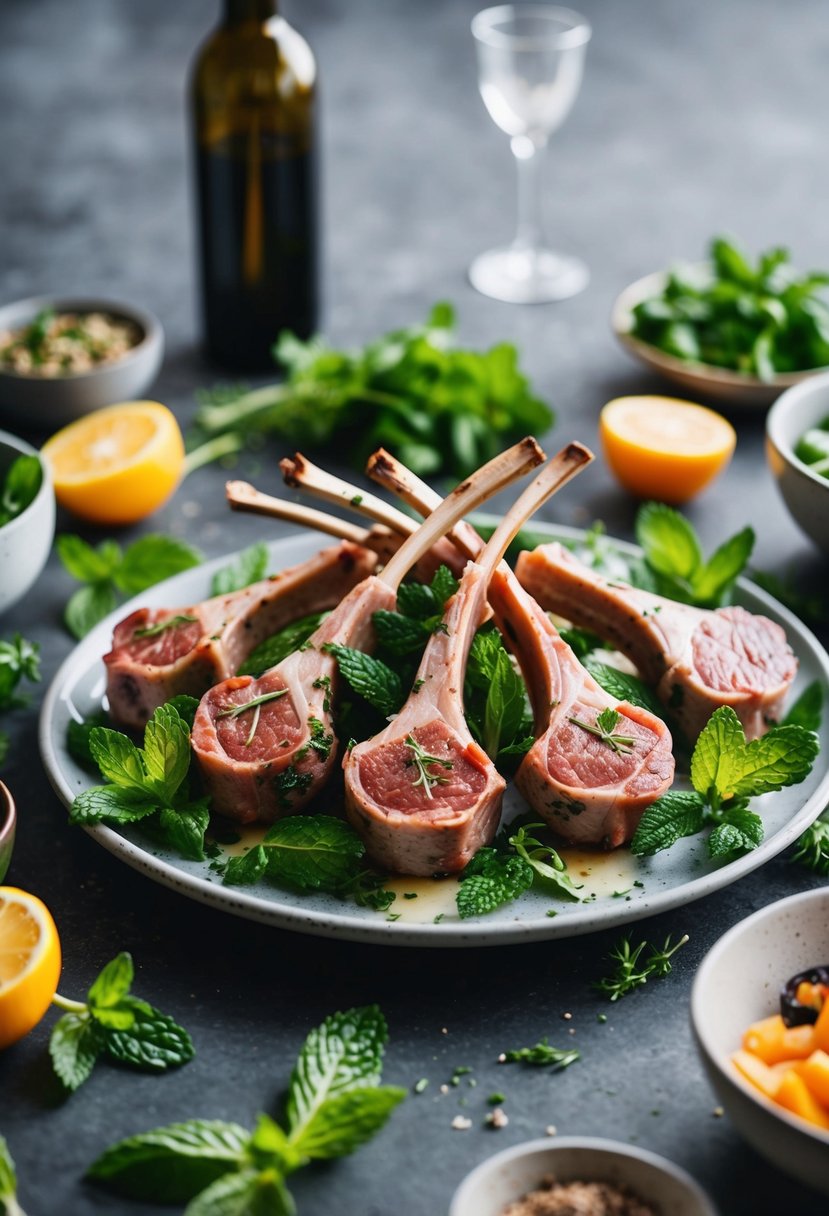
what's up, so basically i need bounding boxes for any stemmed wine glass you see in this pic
[470,5,591,303]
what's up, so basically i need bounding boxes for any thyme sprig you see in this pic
[404,734,452,799]
[133,614,199,640]
[217,688,289,747]
[595,933,690,1001]
[569,708,637,756]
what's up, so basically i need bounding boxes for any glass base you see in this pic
[468,244,589,303]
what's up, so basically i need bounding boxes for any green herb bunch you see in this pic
[0,634,40,766]
[0,455,42,528]
[630,237,829,380]
[87,1006,405,1216]
[194,303,553,479]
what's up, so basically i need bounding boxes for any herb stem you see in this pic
[217,688,289,747]
[51,993,87,1014]
[182,431,246,478]
[568,713,636,755]
[404,734,452,799]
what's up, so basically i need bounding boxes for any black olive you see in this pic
[780,966,829,1027]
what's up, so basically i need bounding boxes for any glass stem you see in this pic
[511,134,547,254]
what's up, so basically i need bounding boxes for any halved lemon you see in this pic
[599,395,736,504]
[0,887,61,1049]
[42,401,185,525]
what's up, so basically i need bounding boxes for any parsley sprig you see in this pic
[49,952,194,1093]
[87,1006,405,1213]
[595,933,690,1001]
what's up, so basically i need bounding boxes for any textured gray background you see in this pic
[0,0,827,1212]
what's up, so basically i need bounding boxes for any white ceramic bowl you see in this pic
[766,371,829,552]
[0,428,55,614]
[612,270,829,408]
[691,887,829,1196]
[0,295,164,432]
[449,1137,718,1216]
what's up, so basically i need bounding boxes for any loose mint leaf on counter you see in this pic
[183,1169,295,1216]
[288,1086,405,1162]
[50,951,194,1093]
[87,1120,250,1203]
[210,542,270,596]
[285,1005,388,1135]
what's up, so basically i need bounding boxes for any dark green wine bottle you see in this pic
[191,0,318,371]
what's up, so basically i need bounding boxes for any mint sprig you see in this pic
[0,1136,26,1216]
[458,822,580,919]
[631,705,820,859]
[87,1006,405,1212]
[69,698,209,859]
[635,503,754,607]
[49,952,194,1092]
[57,533,202,639]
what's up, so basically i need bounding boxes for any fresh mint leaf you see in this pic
[184,1169,295,1216]
[783,681,823,732]
[239,613,327,678]
[88,728,147,792]
[70,785,157,825]
[583,659,665,719]
[105,1005,195,1072]
[0,453,42,522]
[143,703,191,802]
[65,581,118,639]
[692,527,755,604]
[636,502,701,583]
[57,535,122,583]
[689,707,744,804]
[88,952,134,1009]
[558,626,604,659]
[508,825,581,900]
[49,1012,102,1092]
[630,791,706,856]
[708,807,764,858]
[371,610,431,656]
[0,634,40,709]
[115,536,202,595]
[87,1120,250,1203]
[285,1005,388,1139]
[66,712,109,769]
[727,724,819,797]
[325,645,403,717]
[396,581,438,621]
[224,817,365,894]
[158,802,210,861]
[210,543,270,597]
[465,629,532,762]
[165,694,201,731]
[457,850,534,919]
[288,1086,406,1162]
[429,564,459,608]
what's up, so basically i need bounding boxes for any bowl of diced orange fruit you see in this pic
[691,887,829,1196]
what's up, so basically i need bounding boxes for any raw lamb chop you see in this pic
[516,542,797,741]
[190,440,545,824]
[104,540,376,731]
[343,444,592,875]
[365,451,675,849]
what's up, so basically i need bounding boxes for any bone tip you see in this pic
[279,453,304,486]
[522,436,547,466]
[225,479,255,503]
[563,441,595,466]
[365,448,394,476]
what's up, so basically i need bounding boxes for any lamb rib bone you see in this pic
[515,542,797,742]
[343,443,593,876]
[366,450,676,849]
[190,440,544,824]
[103,531,376,732]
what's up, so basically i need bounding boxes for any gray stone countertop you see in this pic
[0,0,827,1211]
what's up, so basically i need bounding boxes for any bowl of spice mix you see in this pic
[449,1137,717,1216]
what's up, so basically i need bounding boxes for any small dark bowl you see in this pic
[0,781,16,882]
[0,295,164,432]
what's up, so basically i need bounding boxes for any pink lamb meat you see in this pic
[104,541,376,730]
[516,542,797,741]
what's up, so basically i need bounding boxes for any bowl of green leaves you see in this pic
[0,428,55,614]
[612,238,829,407]
[766,369,829,552]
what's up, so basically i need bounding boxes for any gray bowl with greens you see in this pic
[0,429,55,614]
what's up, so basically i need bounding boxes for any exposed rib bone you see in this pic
[366,447,676,849]
[191,442,542,824]
[226,480,369,545]
[342,445,592,874]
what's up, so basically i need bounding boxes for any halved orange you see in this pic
[42,401,185,525]
[0,887,61,1049]
[599,395,736,504]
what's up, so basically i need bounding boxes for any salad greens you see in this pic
[193,303,553,480]
[57,533,202,639]
[50,952,194,1093]
[630,237,829,380]
[0,634,40,767]
[0,454,42,528]
[795,414,829,480]
[87,1005,405,1214]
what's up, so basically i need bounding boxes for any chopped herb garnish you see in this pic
[404,734,452,798]
[217,688,289,747]
[500,1040,580,1070]
[132,614,199,640]
[568,708,636,755]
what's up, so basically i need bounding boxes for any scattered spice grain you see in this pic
[500,1174,658,1216]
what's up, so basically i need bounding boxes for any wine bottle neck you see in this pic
[223,0,277,24]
